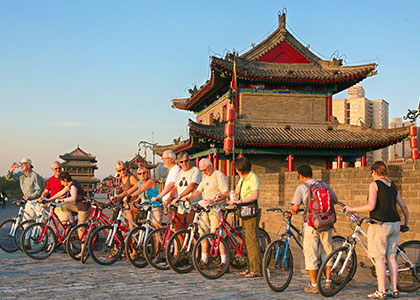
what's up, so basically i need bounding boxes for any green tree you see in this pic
[0,176,22,196]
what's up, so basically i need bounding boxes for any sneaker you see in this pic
[197,260,209,270]
[216,263,227,272]
[325,280,332,290]
[152,257,165,264]
[386,290,399,298]
[367,290,386,299]
[304,283,319,294]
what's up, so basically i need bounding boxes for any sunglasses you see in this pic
[178,160,189,164]
[137,171,147,175]
[53,168,61,170]
[116,168,126,172]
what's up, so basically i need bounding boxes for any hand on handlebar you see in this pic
[170,196,180,206]
[343,205,353,213]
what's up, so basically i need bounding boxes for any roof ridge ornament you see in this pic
[278,11,286,31]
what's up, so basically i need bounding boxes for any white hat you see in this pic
[20,158,32,165]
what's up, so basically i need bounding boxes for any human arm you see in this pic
[130,179,155,199]
[396,192,409,226]
[151,181,176,203]
[47,186,69,201]
[55,185,77,203]
[6,164,21,181]
[345,182,377,213]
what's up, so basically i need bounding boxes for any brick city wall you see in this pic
[258,160,420,263]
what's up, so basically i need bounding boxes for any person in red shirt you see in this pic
[39,161,66,220]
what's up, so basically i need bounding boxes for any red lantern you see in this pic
[411,149,419,160]
[409,125,417,137]
[410,137,418,149]
[226,108,235,122]
[224,123,234,136]
[223,138,233,152]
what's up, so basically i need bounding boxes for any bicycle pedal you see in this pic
[359,262,367,269]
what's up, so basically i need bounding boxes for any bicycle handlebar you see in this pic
[266,208,304,213]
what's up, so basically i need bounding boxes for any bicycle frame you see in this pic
[131,205,162,248]
[39,205,72,244]
[179,207,210,253]
[159,208,186,249]
[210,212,243,258]
[276,218,303,267]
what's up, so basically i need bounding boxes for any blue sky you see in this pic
[1,0,419,180]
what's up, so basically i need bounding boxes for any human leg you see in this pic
[303,224,319,285]
[242,210,262,274]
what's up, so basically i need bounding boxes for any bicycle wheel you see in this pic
[0,219,19,253]
[21,222,57,260]
[65,223,88,261]
[262,240,294,292]
[88,225,124,265]
[14,220,35,251]
[193,233,230,279]
[144,227,170,270]
[125,226,148,268]
[166,229,197,274]
[317,245,356,297]
[258,227,271,253]
[397,240,420,292]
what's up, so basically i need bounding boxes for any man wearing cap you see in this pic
[7,158,43,221]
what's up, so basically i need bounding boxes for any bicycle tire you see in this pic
[14,220,35,251]
[262,240,294,292]
[0,218,20,253]
[125,226,148,268]
[65,223,88,261]
[396,240,420,292]
[317,245,356,297]
[21,222,57,260]
[80,225,96,264]
[193,233,230,279]
[88,225,124,265]
[166,229,197,274]
[144,227,170,270]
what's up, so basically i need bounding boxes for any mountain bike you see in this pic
[143,203,187,270]
[87,202,136,265]
[0,199,44,253]
[124,202,162,268]
[317,206,420,297]
[192,203,271,279]
[65,200,113,263]
[20,201,74,260]
[262,208,345,292]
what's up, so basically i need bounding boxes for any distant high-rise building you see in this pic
[333,85,389,164]
[388,118,411,160]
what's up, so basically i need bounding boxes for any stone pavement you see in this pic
[1,197,419,300]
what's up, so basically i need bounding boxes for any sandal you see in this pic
[239,270,250,276]
[386,290,399,298]
[244,271,262,278]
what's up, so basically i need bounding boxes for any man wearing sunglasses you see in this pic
[38,161,66,221]
[168,151,201,224]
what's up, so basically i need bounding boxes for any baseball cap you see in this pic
[20,158,32,165]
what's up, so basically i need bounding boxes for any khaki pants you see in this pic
[302,223,333,270]
[242,210,262,273]
[23,201,42,221]
[61,203,91,225]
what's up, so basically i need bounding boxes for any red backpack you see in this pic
[305,181,336,232]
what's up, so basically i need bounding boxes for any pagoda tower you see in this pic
[60,146,100,189]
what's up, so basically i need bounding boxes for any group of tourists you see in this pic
[5,154,410,299]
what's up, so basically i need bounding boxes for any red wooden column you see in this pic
[361,156,366,167]
[196,157,199,168]
[288,154,294,172]
[213,152,219,170]
[208,154,212,161]
[223,160,228,176]
[231,160,235,176]
[327,95,332,122]
[337,155,343,169]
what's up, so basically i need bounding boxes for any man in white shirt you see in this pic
[152,150,181,205]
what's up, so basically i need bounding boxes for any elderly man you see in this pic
[39,161,66,221]
[167,151,201,225]
[188,158,229,271]
[6,158,43,221]
[151,150,181,205]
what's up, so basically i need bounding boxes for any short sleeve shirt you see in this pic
[176,166,202,212]
[291,179,336,207]
[45,176,64,197]
[162,164,181,201]
[197,170,229,200]
[237,171,259,203]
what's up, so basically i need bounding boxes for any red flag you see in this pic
[230,59,237,92]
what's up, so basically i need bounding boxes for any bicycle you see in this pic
[65,199,113,263]
[262,208,345,292]
[143,203,188,270]
[317,205,420,297]
[20,201,75,260]
[192,203,271,279]
[124,202,162,268]
[0,199,47,253]
[165,201,211,274]
[87,201,136,265]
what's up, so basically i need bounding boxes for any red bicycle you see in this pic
[20,201,74,260]
[144,204,187,270]
[65,200,113,263]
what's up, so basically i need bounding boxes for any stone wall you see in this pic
[258,160,420,263]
